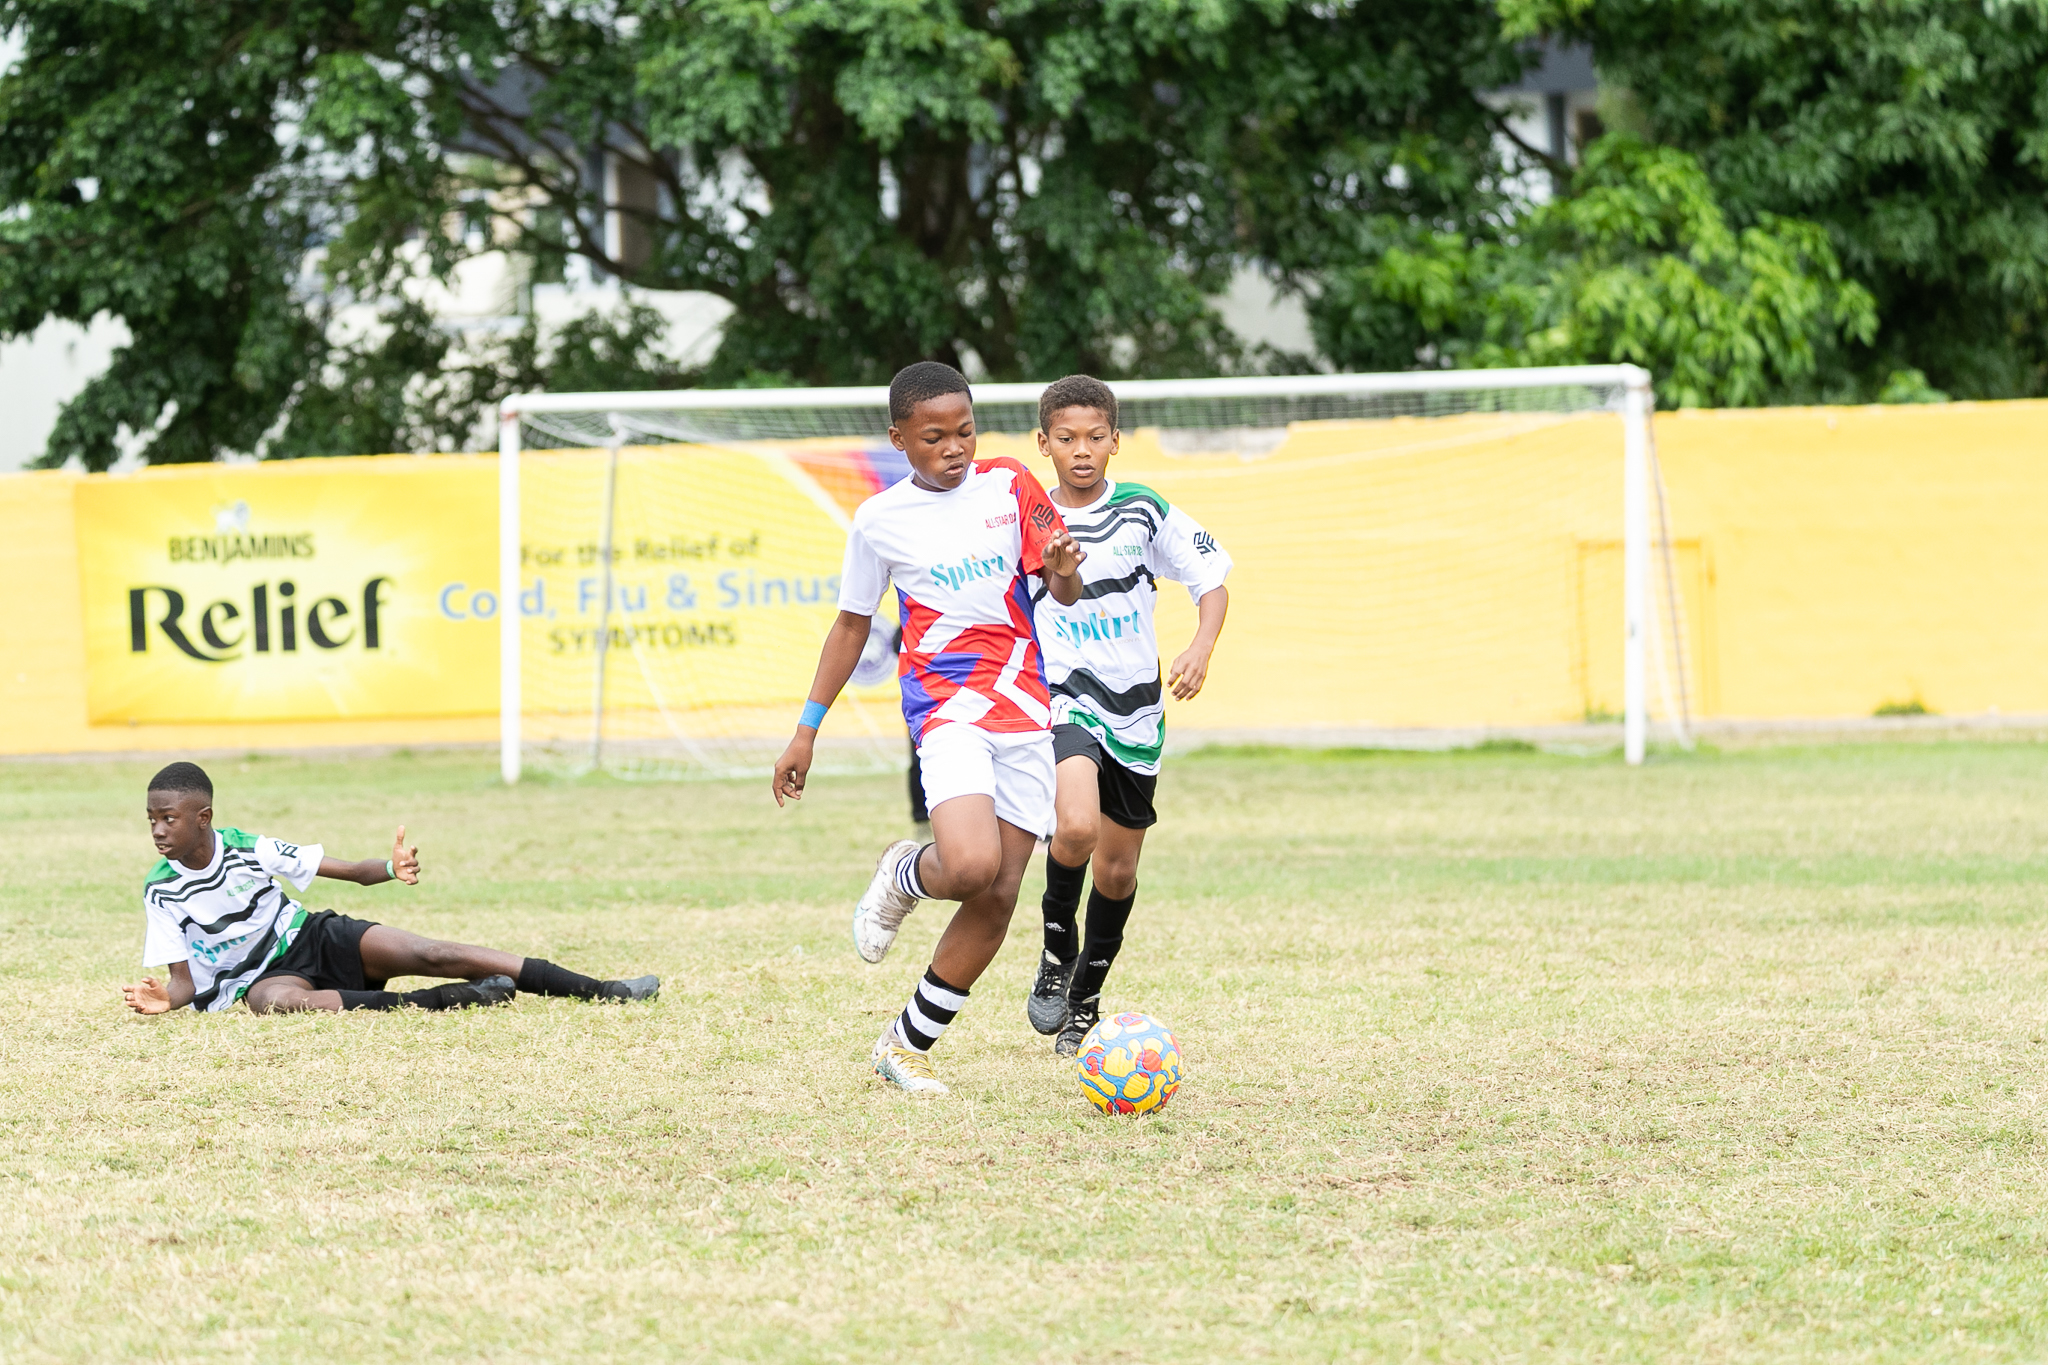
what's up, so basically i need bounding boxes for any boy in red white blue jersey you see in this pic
[841,452,1065,745]
[773,362,1088,1096]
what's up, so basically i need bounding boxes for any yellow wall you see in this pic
[1652,402,2048,718]
[4,399,2044,756]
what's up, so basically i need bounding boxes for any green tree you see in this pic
[1501,0,2048,400]
[1316,137,1878,407]
[0,0,1527,468]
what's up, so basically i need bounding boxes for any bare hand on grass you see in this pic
[122,977,171,1015]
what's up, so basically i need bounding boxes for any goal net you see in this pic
[496,367,1693,782]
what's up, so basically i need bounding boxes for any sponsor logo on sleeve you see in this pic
[1193,531,1218,555]
[1029,504,1058,531]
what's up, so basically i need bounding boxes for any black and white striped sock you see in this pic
[894,843,933,901]
[892,967,969,1052]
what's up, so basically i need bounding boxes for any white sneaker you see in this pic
[852,839,922,963]
[872,1029,948,1096]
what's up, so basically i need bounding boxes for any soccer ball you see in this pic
[1075,1011,1182,1115]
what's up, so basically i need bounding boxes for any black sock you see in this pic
[516,958,603,1000]
[401,982,484,1011]
[337,989,401,1011]
[1070,885,1136,1003]
[1041,853,1087,962]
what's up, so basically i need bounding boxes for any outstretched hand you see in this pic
[122,976,171,1015]
[1043,530,1087,578]
[391,826,420,884]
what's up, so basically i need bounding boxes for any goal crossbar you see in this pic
[505,364,1650,416]
[496,365,1663,783]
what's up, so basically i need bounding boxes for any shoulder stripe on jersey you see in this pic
[1054,667,1163,714]
[144,859,177,888]
[146,859,235,906]
[1107,482,1168,515]
[218,828,259,852]
[148,849,265,908]
[1068,508,1160,545]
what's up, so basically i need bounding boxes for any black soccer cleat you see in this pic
[597,974,660,1002]
[1027,951,1077,1035]
[453,975,517,1008]
[1054,996,1100,1058]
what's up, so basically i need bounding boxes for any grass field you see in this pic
[3,740,2048,1362]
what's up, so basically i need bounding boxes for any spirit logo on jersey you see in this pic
[930,551,1010,591]
[1050,607,1144,647]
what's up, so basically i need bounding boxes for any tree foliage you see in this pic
[1317,138,1878,407]
[9,0,2033,468]
[1499,0,2048,399]
[0,0,1523,467]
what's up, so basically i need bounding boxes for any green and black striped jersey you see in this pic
[141,828,323,1011]
[1031,480,1231,775]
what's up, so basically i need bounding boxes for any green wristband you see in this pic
[385,859,395,880]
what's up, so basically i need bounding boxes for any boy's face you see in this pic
[147,789,213,868]
[1038,405,1118,493]
[889,392,977,490]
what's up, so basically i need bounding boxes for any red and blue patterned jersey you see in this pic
[838,456,1067,742]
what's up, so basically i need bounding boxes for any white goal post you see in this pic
[496,364,1679,783]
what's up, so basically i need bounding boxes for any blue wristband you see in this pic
[799,699,829,731]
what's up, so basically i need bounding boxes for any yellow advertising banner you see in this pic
[74,459,499,723]
[511,445,899,750]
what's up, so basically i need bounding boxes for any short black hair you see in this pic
[889,361,972,425]
[1038,374,1118,432]
[147,761,213,799]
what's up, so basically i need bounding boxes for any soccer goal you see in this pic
[495,365,1692,783]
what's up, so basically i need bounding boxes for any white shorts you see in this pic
[917,724,1056,837]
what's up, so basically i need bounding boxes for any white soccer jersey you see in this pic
[141,828,323,1012]
[839,456,1066,742]
[1031,479,1232,775]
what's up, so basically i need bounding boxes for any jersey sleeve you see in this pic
[1010,464,1066,575]
[255,836,324,891]
[1153,503,1233,602]
[836,520,891,615]
[141,896,186,967]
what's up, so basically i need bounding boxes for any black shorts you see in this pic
[1052,723,1158,830]
[254,910,384,992]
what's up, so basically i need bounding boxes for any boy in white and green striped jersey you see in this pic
[1026,375,1232,1056]
[122,762,658,1016]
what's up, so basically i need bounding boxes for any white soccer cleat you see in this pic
[852,839,922,964]
[872,1030,949,1096]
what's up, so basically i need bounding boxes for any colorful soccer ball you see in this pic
[1075,1011,1182,1115]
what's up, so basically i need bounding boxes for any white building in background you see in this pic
[1491,40,1604,200]
[0,43,1594,471]
[0,315,129,471]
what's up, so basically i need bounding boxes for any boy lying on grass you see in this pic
[121,761,658,1015]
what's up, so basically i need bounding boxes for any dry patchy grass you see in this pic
[1,742,2046,1361]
